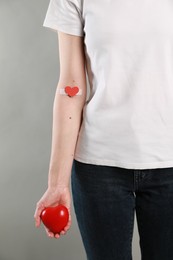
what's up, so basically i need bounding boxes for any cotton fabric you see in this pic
[43,0,173,169]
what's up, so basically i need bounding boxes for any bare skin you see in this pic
[34,31,87,239]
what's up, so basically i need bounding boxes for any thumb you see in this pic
[34,202,45,227]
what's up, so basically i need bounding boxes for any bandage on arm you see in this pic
[59,86,82,97]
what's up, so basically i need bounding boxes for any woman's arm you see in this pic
[34,31,86,239]
[48,31,87,189]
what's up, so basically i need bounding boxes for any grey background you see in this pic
[0,0,141,259]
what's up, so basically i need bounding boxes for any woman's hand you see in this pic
[34,185,71,239]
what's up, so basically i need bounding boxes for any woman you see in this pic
[34,0,173,259]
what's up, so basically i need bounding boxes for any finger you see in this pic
[59,229,65,235]
[44,226,54,238]
[58,216,72,236]
[33,209,41,227]
[64,214,72,231]
[63,225,70,233]
[64,224,70,232]
[54,233,60,239]
[34,202,45,227]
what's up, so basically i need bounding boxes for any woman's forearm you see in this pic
[47,82,86,189]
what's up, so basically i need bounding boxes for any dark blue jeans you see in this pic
[71,159,173,260]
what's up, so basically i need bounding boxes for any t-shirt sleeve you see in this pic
[43,0,84,37]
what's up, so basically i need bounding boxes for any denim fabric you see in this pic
[71,159,173,260]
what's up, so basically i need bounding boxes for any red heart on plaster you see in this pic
[65,86,79,97]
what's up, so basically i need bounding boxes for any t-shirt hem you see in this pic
[74,155,173,170]
[43,22,84,37]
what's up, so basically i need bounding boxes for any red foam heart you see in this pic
[65,86,79,97]
[40,204,69,234]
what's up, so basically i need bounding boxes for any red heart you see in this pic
[40,204,69,234]
[65,86,79,97]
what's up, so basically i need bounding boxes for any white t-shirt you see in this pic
[43,0,173,169]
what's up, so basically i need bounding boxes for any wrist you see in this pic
[48,179,69,190]
[48,170,70,190]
